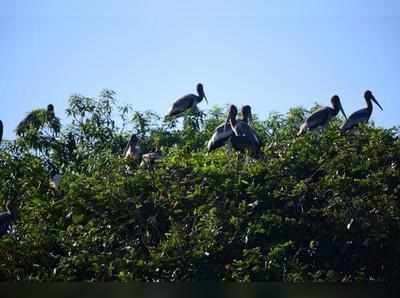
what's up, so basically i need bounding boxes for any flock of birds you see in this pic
[124,83,383,161]
[0,83,384,237]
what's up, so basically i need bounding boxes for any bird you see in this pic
[16,104,60,136]
[207,105,253,152]
[340,90,383,133]
[227,105,262,157]
[50,173,63,190]
[123,134,162,167]
[0,200,14,238]
[297,95,347,136]
[140,152,162,167]
[165,83,208,119]
[0,120,3,144]
[123,134,141,160]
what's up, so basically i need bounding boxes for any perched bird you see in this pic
[297,95,347,136]
[0,200,14,238]
[207,105,252,152]
[50,173,63,190]
[341,90,383,133]
[16,104,60,136]
[0,120,3,143]
[123,134,141,160]
[227,105,261,157]
[140,152,162,167]
[165,83,208,119]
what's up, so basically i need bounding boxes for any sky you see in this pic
[1,0,400,139]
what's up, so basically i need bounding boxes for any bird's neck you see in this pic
[195,94,203,103]
[229,114,237,127]
[366,98,373,113]
[332,105,340,116]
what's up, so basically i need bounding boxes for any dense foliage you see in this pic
[0,89,399,282]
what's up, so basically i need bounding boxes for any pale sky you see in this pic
[1,1,400,139]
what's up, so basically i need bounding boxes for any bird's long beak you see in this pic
[339,102,347,120]
[204,95,208,104]
[371,95,383,111]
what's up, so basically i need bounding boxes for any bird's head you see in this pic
[331,95,347,119]
[241,105,253,123]
[225,104,238,130]
[364,90,383,111]
[47,104,54,112]
[196,83,208,103]
[229,104,238,117]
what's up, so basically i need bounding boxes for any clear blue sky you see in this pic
[1,1,400,139]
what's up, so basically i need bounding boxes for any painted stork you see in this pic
[340,90,383,133]
[297,95,347,136]
[0,120,3,144]
[140,152,162,167]
[207,106,251,152]
[123,134,141,160]
[0,201,14,238]
[165,83,208,119]
[16,104,60,136]
[207,105,253,152]
[227,105,261,157]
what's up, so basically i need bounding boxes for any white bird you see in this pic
[297,95,347,136]
[341,90,383,133]
[165,83,208,119]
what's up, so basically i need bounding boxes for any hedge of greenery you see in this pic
[0,90,399,282]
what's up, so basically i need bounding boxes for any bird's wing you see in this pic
[236,121,261,147]
[207,123,233,151]
[341,108,370,132]
[304,107,332,129]
[166,94,196,117]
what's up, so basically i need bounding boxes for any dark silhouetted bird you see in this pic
[341,90,383,133]
[16,104,60,136]
[207,105,252,152]
[0,120,3,143]
[298,95,347,136]
[227,105,261,157]
[165,83,208,119]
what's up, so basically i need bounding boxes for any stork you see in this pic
[341,90,383,133]
[165,83,208,119]
[297,95,347,136]
[0,200,14,238]
[140,152,162,167]
[16,104,59,136]
[123,134,141,160]
[0,120,3,143]
[207,105,253,152]
[227,105,261,157]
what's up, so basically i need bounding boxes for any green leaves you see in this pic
[1,90,399,282]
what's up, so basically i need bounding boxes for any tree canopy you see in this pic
[0,89,399,282]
